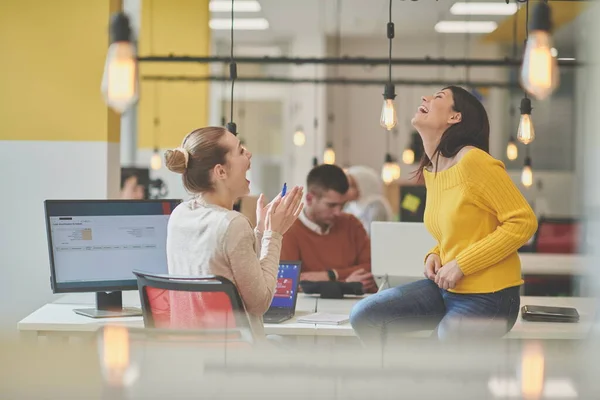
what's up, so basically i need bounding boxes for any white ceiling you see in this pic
[212,0,512,41]
[210,0,579,53]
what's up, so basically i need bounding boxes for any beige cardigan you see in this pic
[166,197,282,338]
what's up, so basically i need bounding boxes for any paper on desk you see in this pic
[296,313,349,325]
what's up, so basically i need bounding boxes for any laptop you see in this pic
[263,261,302,323]
[371,222,437,291]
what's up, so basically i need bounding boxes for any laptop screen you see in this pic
[270,262,301,309]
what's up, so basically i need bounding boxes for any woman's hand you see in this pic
[424,253,441,280]
[256,193,280,233]
[266,186,304,235]
[434,259,464,290]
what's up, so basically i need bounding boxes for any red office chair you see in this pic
[133,270,254,345]
[532,217,580,254]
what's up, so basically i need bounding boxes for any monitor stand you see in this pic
[73,291,142,318]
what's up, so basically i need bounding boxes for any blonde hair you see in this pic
[165,127,228,193]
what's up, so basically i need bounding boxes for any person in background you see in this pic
[350,86,538,344]
[164,127,304,339]
[281,164,377,293]
[120,169,146,200]
[345,165,394,235]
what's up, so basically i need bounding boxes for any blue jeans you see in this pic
[349,279,520,344]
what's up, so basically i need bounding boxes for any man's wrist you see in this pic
[327,269,339,281]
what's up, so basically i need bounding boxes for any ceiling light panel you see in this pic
[209,18,269,30]
[209,1,261,12]
[435,21,498,34]
[450,2,518,16]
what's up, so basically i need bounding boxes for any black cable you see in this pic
[388,0,392,82]
[229,0,235,124]
[137,55,579,67]
[142,74,520,88]
[464,0,470,85]
[522,0,530,99]
[525,0,529,42]
[313,64,319,165]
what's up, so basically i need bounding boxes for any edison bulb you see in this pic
[150,151,162,170]
[517,114,535,145]
[101,42,138,113]
[381,161,396,184]
[99,325,139,387]
[402,148,415,164]
[520,342,545,400]
[293,130,306,147]
[391,162,401,180]
[507,141,518,161]
[380,99,398,130]
[520,30,559,100]
[522,165,533,188]
[324,147,335,165]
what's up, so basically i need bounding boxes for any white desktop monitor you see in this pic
[44,199,181,317]
[371,222,437,278]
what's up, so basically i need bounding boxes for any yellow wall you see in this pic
[137,0,210,149]
[0,0,121,142]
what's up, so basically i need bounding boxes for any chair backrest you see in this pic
[133,270,251,336]
[532,217,580,254]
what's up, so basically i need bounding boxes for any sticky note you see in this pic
[401,193,421,213]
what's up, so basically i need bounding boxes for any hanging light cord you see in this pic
[388,0,392,83]
[463,0,471,85]
[313,64,319,159]
[510,0,518,117]
[229,0,237,124]
[523,0,529,98]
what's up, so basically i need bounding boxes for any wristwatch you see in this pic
[327,269,337,281]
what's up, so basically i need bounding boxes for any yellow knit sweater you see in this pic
[423,148,538,293]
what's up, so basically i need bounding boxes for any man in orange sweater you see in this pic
[280,164,377,292]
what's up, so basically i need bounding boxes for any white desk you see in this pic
[313,295,597,340]
[17,293,595,341]
[18,293,320,340]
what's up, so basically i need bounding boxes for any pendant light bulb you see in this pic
[521,156,533,188]
[517,98,535,145]
[402,148,415,165]
[520,2,559,100]
[293,128,306,147]
[324,143,336,165]
[150,149,162,171]
[380,84,398,131]
[101,13,138,114]
[507,137,519,161]
[381,154,397,185]
[392,160,401,181]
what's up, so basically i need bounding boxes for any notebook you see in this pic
[296,313,350,325]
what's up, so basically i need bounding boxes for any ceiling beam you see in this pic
[137,55,580,67]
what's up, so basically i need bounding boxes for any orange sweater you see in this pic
[280,213,371,281]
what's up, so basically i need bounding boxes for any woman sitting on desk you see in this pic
[164,127,303,339]
[350,86,538,343]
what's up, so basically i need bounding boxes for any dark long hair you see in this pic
[415,86,490,180]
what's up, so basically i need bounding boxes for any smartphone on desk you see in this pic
[521,305,580,323]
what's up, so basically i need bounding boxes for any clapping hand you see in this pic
[265,185,304,235]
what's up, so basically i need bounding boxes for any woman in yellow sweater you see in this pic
[350,86,538,343]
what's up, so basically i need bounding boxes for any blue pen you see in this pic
[281,182,287,197]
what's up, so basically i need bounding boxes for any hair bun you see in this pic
[165,147,189,174]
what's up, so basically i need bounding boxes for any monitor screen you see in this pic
[270,262,301,309]
[45,200,181,293]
